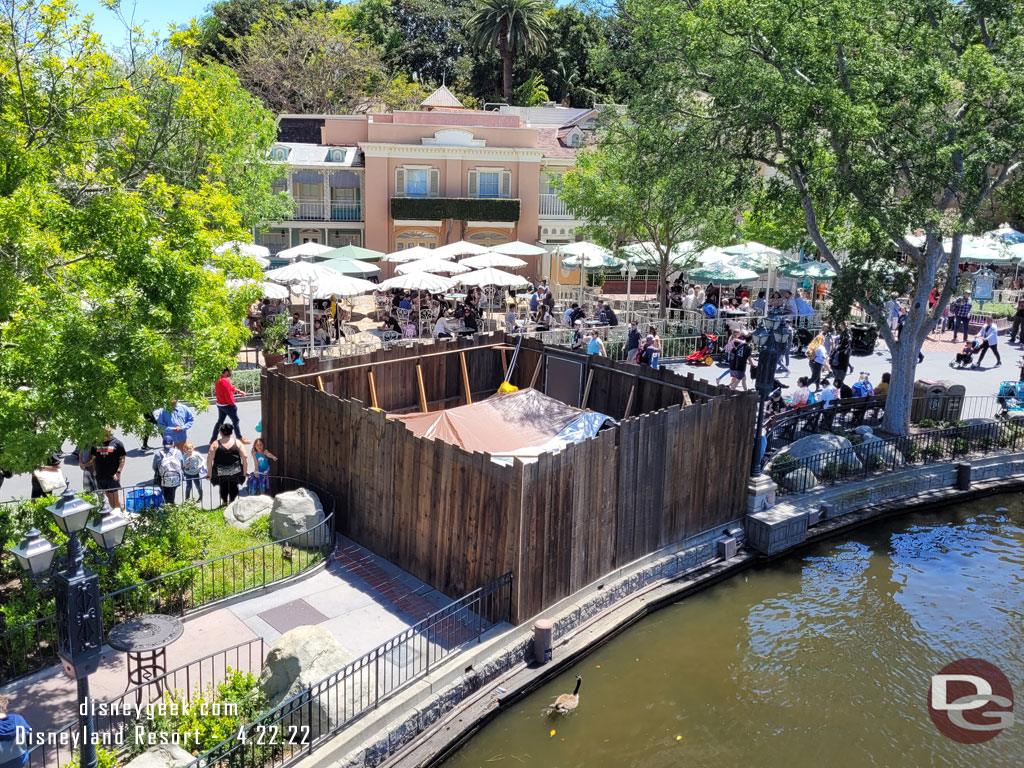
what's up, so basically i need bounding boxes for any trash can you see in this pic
[850,323,877,355]
[941,381,966,422]
[911,379,948,424]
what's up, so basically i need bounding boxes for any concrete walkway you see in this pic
[1,536,451,736]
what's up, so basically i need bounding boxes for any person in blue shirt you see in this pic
[155,399,195,450]
[702,301,717,318]
[586,330,606,356]
[398,295,412,311]
[0,694,31,768]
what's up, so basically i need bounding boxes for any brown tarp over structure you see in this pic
[390,388,596,456]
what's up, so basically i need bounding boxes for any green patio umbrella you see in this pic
[319,257,381,277]
[947,235,1015,264]
[731,250,797,274]
[721,241,781,257]
[317,244,384,262]
[686,262,760,284]
[781,261,838,281]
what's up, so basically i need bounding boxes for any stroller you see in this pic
[685,333,719,366]
[950,341,977,369]
[997,381,1024,415]
[791,327,814,358]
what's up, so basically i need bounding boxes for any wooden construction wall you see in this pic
[263,334,755,622]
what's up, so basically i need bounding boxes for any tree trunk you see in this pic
[502,49,513,104]
[658,255,668,318]
[880,339,919,435]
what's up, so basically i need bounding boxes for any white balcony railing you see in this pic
[539,193,572,218]
[295,198,326,220]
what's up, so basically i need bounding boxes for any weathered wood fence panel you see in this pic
[263,333,754,622]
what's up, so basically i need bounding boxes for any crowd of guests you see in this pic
[666,279,818,321]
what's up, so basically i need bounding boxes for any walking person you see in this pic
[92,426,126,509]
[0,694,31,768]
[155,399,194,451]
[151,438,184,505]
[973,318,1002,367]
[950,293,973,343]
[625,321,641,363]
[208,424,248,506]
[210,368,249,444]
[776,319,792,373]
[808,335,826,390]
[830,335,852,385]
[728,333,751,391]
[181,442,204,502]
[1009,297,1024,344]
[647,326,662,369]
[586,330,606,356]
[77,445,97,492]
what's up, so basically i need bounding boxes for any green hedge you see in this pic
[390,197,521,222]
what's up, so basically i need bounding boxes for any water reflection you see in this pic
[443,496,1024,768]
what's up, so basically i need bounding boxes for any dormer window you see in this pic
[327,148,347,162]
[269,145,289,161]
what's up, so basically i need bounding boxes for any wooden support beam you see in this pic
[415,364,428,412]
[624,382,636,419]
[581,369,594,409]
[529,353,543,389]
[316,376,325,392]
[289,341,507,380]
[500,348,508,377]
[367,370,379,409]
[681,390,692,408]
[460,352,472,405]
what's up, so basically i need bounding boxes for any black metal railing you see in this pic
[764,395,1003,456]
[25,638,267,768]
[186,572,515,768]
[770,419,1024,495]
[0,477,334,685]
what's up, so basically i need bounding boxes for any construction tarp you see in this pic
[390,388,613,459]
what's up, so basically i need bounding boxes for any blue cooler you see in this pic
[126,487,164,513]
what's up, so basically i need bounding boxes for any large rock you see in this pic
[270,488,326,546]
[854,435,906,469]
[775,433,863,472]
[123,744,193,768]
[223,495,273,529]
[854,425,874,436]
[259,626,355,738]
[780,468,819,492]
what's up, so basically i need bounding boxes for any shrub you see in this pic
[769,454,799,483]
[63,744,117,768]
[390,197,521,222]
[919,418,940,428]
[866,454,886,471]
[903,441,921,462]
[922,443,945,461]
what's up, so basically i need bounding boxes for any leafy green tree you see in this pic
[194,0,338,63]
[469,0,551,104]
[625,0,1024,434]
[559,110,755,315]
[529,4,608,107]
[0,1,287,472]
[513,72,550,106]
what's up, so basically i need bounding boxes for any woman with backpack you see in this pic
[208,424,248,506]
[152,437,184,505]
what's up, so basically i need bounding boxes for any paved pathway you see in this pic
[0,536,451,736]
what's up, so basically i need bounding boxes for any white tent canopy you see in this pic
[214,240,271,259]
[433,240,492,259]
[384,245,449,263]
[226,279,289,299]
[395,258,471,275]
[459,253,528,269]
[266,262,376,297]
[276,242,335,261]
[490,240,547,256]
[458,267,533,288]
[377,272,457,292]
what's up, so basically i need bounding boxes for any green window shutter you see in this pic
[467,170,478,198]
[429,169,440,197]
[395,168,405,196]
[501,171,512,198]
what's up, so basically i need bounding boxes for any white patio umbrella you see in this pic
[384,245,449,263]
[696,246,734,265]
[491,240,547,256]
[721,241,781,257]
[226,279,290,299]
[277,242,335,261]
[458,267,533,288]
[377,272,457,293]
[559,241,621,305]
[459,253,528,269]
[944,235,1014,264]
[214,240,271,261]
[395,258,471,275]
[433,240,491,259]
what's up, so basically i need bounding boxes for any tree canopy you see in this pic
[0,1,288,471]
[622,0,1024,433]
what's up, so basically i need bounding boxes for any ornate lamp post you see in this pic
[7,491,128,768]
[749,318,792,476]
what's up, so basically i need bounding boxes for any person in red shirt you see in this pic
[210,368,249,444]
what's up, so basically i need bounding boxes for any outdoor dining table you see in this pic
[444,293,467,301]
[107,613,184,706]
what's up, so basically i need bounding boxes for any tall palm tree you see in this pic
[469,0,551,104]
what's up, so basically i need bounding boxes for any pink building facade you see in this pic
[257,94,592,257]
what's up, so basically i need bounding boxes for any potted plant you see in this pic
[262,315,290,369]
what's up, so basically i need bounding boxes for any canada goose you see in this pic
[550,676,582,714]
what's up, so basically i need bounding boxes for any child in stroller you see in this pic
[951,340,977,369]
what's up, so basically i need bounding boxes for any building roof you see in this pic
[420,85,465,110]
[272,143,363,167]
[277,117,325,143]
[498,105,596,128]
[536,128,579,160]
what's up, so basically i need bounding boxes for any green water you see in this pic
[442,495,1024,768]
